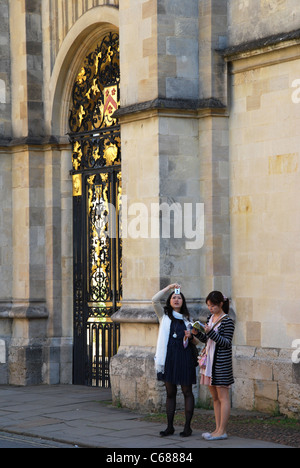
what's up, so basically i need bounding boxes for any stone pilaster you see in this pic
[197,0,230,296]
[0,1,72,386]
[111,0,229,411]
[0,0,11,139]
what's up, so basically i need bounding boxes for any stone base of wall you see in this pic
[230,346,300,418]
[0,337,73,386]
[110,346,199,414]
[110,346,165,413]
[0,302,73,386]
[41,338,73,385]
[110,344,299,418]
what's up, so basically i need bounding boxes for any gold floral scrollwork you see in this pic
[87,175,96,212]
[77,67,86,84]
[103,143,118,166]
[69,32,120,134]
[93,146,101,162]
[72,141,83,170]
[72,174,82,197]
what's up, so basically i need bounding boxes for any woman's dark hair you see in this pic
[206,291,230,314]
[164,292,190,321]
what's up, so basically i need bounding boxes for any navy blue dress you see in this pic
[163,318,196,386]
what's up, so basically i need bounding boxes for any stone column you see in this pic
[6,144,48,386]
[110,0,216,412]
[198,0,230,295]
[0,0,12,383]
[110,0,161,407]
[0,0,49,385]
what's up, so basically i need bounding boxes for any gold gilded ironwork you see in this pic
[85,78,100,100]
[93,147,101,162]
[69,32,120,135]
[71,32,121,387]
[87,174,110,305]
[70,33,120,171]
[72,141,83,170]
[116,171,122,299]
[72,174,82,196]
[103,142,118,166]
[77,67,86,84]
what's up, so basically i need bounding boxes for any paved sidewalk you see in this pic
[0,385,292,449]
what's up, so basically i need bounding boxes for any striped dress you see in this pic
[197,314,235,387]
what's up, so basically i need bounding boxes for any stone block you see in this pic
[198,381,213,408]
[0,339,6,363]
[164,0,199,18]
[231,378,254,410]
[254,379,278,401]
[110,346,166,412]
[292,363,300,385]
[268,153,299,175]
[278,381,300,417]
[0,364,8,384]
[142,0,156,19]
[254,395,278,413]
[166,77,198,100]
[8,346,29,385]
[273,359,293,383]
[233,356,273,381]
[246,321,261,347]
[233,345,256,358]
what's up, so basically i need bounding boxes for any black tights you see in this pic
[165,382,194,432]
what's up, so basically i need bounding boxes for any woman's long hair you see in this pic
[164,291,190,321]
[206,291,229,314]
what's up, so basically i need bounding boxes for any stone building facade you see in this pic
[0,0,299,417]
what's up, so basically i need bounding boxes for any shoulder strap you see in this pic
[201,315,227,351]
[211,314,227,331]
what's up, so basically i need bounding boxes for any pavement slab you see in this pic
[0,385,293,449]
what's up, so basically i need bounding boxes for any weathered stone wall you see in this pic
[0,0,74,386]
[47,0,119,71]
[112,0,300,417]
[228,0,300,46]
[225,14,300,417]
[0,0,299,416]
[229,50,300,352]
[232,346,300,416]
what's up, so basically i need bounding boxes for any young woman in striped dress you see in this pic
[196,291,235,441]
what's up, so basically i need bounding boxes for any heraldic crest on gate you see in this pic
[69,32,121,387]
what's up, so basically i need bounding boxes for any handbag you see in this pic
[198,346,207,369]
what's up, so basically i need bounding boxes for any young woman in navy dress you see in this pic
[152,284,199,437]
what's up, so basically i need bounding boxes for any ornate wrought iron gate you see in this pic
[69,33,121,387]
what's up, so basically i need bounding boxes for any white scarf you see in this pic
[154,311,189,374]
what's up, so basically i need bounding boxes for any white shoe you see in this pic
[202,432,211,439]
[204,433,228,441]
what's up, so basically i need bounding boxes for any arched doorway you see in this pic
[69,32,122,387]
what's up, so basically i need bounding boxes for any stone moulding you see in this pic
[111,306,158,324]
[0,135,59,148]
[0,301,48,320]
[220,27,300,61]
[114,97,227,121]
[111,302,235,325]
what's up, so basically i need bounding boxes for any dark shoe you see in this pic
[160,427,175,437]
[180,428,192,437]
